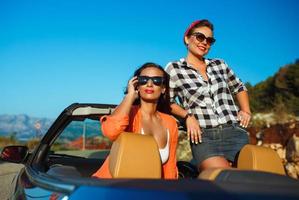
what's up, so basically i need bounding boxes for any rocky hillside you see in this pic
[247,59,299,117]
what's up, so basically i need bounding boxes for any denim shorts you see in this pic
[191,123,249,166]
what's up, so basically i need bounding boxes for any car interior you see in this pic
[21,103,290,182]
[1,103,298,191]
[44,127,292,182]
[46,131,164,179]
[45,115,108,178]
[1,110,294,183]
[2,104,299,199]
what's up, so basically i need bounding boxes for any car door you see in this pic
[47,117,111,177]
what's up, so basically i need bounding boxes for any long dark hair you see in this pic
[124,62,171,114]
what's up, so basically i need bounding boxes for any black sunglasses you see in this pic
[137,76,164,86]
[191,32,216,45]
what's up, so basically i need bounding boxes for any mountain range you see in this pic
[0,114,54,140]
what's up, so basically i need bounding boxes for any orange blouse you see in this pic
[92,106,178,179]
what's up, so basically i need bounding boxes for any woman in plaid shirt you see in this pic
[165,19,251,171]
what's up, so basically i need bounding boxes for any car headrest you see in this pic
[237,144,285,175]
[109,132,162,178]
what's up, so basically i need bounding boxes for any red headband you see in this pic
[183,20,201,45]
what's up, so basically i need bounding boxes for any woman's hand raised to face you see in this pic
[127,76,139,100]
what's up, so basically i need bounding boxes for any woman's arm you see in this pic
[170,103,188,118]
[111,76,138,117]
[101,77,139,140]
[224,61,247,95]
[223,61,251,127]
[170,103,202,144]
[166,63,202,144]
[236,90,251,128]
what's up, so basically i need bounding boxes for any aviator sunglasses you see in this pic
[191,32,216,45]
[137,76,165,86]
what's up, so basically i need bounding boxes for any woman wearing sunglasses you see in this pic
[165,19,251,171]
[93,62,178,179]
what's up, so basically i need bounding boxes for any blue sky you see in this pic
[0,0,298,118]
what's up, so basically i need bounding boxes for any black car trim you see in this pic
[42,103,116,146]
[23,103,117,194]
[25,165,76,194]
[30,103,116,166]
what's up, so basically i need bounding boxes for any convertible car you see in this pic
[1,103,299,200]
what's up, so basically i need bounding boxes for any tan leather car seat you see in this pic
[109,132,162,178]
[237,144,285,175]
[199,144,286,180]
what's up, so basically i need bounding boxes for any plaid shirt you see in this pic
[165,58,247,128]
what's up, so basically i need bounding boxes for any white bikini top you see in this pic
[141,128,170,164]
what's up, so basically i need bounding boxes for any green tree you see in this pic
[249,60,299,116]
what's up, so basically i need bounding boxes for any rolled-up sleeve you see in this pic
[225,63,247,94]
[165,63,179,104]
[100,115,129,141]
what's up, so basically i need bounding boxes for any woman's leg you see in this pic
[199,156,231,171]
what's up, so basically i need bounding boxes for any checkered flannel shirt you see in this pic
[165,58,247,128]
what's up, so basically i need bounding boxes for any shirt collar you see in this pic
[179,57,211,68]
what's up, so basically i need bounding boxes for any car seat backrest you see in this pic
[237,144,285,175]
[199,144,286,180]
[199,168,296,185]
[109,132,162,178]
